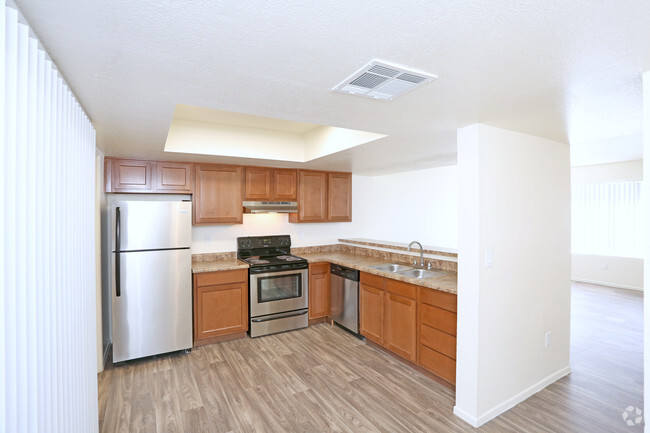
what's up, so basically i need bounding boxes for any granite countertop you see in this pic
[299,251,457,295]
[191,258,249,273]
[191,248,457,295]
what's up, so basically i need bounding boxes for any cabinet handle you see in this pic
[115,207,121,297]
[251,310,307,322]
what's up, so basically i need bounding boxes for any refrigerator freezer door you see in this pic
[112,248,192,362]
[112,200,192,252]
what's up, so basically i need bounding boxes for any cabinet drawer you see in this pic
[419,344,456,385]
[386,279,417,299]
[420,324,456,359]
[420,303,457,335]
[419,287,457,313]
[360,272,386,289]
[195,269,248,287]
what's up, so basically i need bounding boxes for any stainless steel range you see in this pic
[237,235,309,338]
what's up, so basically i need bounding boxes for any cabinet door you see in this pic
[110,159,153,192]
[245,167,271,200]
[194,282,248,340]
[155,161,192,192]
[309,262,330,319]
[194,164,243,224]
[360,283,384,345]
[272,169,297,201]
[327,172,351,222]
[385,293,417,362]
[290,170,327,222]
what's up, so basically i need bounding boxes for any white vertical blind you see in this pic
[2,3,99,432]
[571,181,643,258]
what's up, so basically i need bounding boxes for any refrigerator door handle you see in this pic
[115,206,121,297]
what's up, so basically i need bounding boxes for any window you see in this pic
[571,181,643,258]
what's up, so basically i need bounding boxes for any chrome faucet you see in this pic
[408,241,424,267]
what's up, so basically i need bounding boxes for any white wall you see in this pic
[354,165,458,249]
[455,124,571,427]
[570,160,644,290]
[571,159,642,183]
[572,254,643,291]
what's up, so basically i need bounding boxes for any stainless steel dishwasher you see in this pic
[330,264,361,336]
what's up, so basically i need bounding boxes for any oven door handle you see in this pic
[251,310,308,323]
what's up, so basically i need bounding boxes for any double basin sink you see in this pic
[370,263,446,279]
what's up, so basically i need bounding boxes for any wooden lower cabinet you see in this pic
[360,273,417,362]
[385,292,417,363]
[360,284,384,345]
[193,269,248,346]
[418,287,458,385]
[360,271,457,387]
[309,262,331,320]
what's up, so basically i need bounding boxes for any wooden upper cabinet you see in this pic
[289,170,327,223]
[193,164,244,224]
[244,167,271,200]
[244,167,297,201]
[155,161,193,193]
[290,170,351,223]
[272,169,297,201]
[327,172,352,222]
[107,159,153,192]
[105,158,192,193]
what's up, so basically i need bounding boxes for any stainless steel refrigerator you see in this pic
[111,199,193,363]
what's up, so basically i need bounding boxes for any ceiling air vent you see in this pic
[332,60,437,101]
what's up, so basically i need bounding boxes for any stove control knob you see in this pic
[279,236,289,246]
[239,238,252,249]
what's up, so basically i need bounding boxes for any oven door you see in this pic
[250,268,309,317]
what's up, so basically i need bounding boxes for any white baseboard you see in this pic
[453,406,479,427]
[454,366,571,428]
[572,278,643,292]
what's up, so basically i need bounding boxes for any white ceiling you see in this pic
[13,0,650,175]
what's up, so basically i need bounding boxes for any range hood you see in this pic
[243,201,298,213]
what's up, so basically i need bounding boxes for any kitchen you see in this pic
[2,1,647,432]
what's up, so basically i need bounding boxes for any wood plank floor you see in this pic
[98,282,643,432]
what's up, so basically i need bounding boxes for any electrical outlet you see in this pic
[204,235,212,245]
[545,331,552,348]
[601,262,608,270]
[485,249,493,268]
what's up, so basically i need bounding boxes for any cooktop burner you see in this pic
[246,258,271,265]
[237,235,307,268]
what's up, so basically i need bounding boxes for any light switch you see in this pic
[485,249,493,268]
